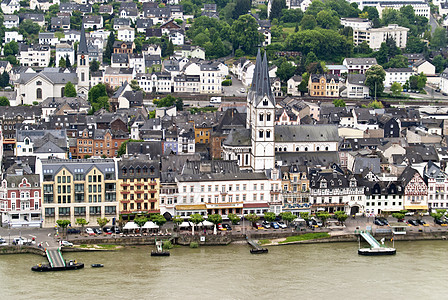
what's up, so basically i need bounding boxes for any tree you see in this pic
[316,10,340,30]
[432,55,445,73]
[298,72,309,95]
[279,211,296,225]
[130,80,142,92]
[430,209,446,221]
[264,212,276,222]
[189,213,204,235]
[97,217,109,230]
[150,214,167,229]
[227,213,240,225]
[3,41,18,56]
[65,56,71,68]
[207,214,223,234]
[19,20,40,39]
[0,97,10,106]
[317,212,330,227]
[365,64,386,98]
[334,211,348,225]
[103,32,115,63]
[88,83,109,113]
[270,0,286,20]
[383,55,408,69]
[367,100,384,109]
[64,81,77,97]
[333,99,346,107]
[172,215,183,231]
[276,61,295,83]
[59,57,66,68]
[56,219,71,237]
[76,218,88,233]
[431,27,447,49]
[244,213,260,224]
[233,0,251,19]
[390,82,402,97]
[133,216,148,229]
[300,212,310,221]
[392,212,405,222]
[300,15,317,30]
[0,71,10,88]
[231,15,261,55]
[90,60,100,73]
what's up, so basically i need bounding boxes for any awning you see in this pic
[202,220,214,226]
[176,204,207,211]
[123,222,139,229]
[293,218,305,222]
[179,221,191,228]
[142,221,159,229]
[404,205,428,210]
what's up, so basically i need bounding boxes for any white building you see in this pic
[4,14,19,28]
[55,43,75,67]
[4,31,23,43]
[353,24,409,50]
[38,33,58,47]
[1,0,20,14]
[424,161,448,211]
[287,75,302,96]
[385,68,414,87]
[348,0,430,18]
[440,68,448,94]
[18,44,51,67]
[341,18,372,30]
[117,27,135,42]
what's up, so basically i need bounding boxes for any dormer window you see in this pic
[263,100,268,106]
[320,180,327,188]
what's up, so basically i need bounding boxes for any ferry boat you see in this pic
[32,260,84,272]
[358,247,396,256]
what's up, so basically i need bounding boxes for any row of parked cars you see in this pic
[407,219,428,226]
[85,227,120,236]
[435,218,448,226]
[252,221,288,230]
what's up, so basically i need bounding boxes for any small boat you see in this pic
[91,264,104,268]
[358,247,396,256]
[31,262,84,272]
[151,251,170,256]
[250,248,268,254]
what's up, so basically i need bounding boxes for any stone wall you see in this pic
[0,246,45,256]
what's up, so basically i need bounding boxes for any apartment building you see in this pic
[353,24,409,50]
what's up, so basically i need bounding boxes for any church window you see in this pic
[259,114,263,121]
[259,130,263,138]
[61,87,65,96]
[81,72,85,82]
[305,147,308,151]
[263,100,268,106]
[36,81,42,86]
[283,147,287,152]
[266,131,270,138]
[266,113,271,121]
[316,147,320,151]
[36,88,42,99]
[296,147,299,151]
[25,138,30,145]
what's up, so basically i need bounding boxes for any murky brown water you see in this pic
[1,241,447,299]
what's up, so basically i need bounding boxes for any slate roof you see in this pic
[274,125,338,142]
[223,128,251,146]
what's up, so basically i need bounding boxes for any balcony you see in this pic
[121,183,130,187]
[135,182,144,186]
[135,199,144,203]
[121,191,130,194]
[135,190,144,194]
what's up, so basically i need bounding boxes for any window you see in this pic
[259,130,263,138]
[266,131,271,138]
[266,113,271,121]
[36,88,42,99]
[259,114,263,121]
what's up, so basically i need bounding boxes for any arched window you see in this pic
[325,146,329,151]
[316,147,320,151]
[283,147,287,152]
[305,147,308,152]
[266,113,271,121]
[263,100,268,106]
[24,138,30,145]
[259,113,263,122]
[259,130,263,138]
[36,88,42,99]
[296,147,299,151]
[266,130,271,138]
[61,87,65,96]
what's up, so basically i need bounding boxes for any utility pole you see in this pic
[375,81,377,101]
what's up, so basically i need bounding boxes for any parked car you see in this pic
[0,237,6,244]
[270,222,280,229]
[85,228,95,235]
[308,220,318,228]
[93,228,102,235]
[222,224,232,231]
[416,219,428,226]
[376,217,388,225]
[277,221,287,229]
[61,241,73,247]
[262,221,271,229]
[253,222,262,230]
[374,219,384,226]
[435,88,441,92]
[114,228,121,234]
[435,219,447,226]
[407,219,419,226]
[67,228,81,234]
[103,227,113,235]
[217,223,226,231]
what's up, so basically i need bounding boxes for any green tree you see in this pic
[300,212,310,221]
[231,15,261,55]
[88,83,109,113]
[432,55,445,73]
[150,214,167,229]
[130,80,142,92]
[227,213,241,225]
[207,214,223,234]
[430,209,446,221]
[392,212,405,221]
[19,20,41,39]
[300,15,317,30]
[367,99,384,109]
[75,218,88,233]
[333,99,346,107]
[90,60,100,73]
[279,211,296,225]
[133,216,148,229]
[97,217,109,230]
[0,97,10,106]
[316,10,340,30]
[431,27,447,49]
[103,32,115,63]
[334,211,348,225]
[64,81,77,97]
[233,0,251,19]
[365,64,386,98]
[245,213,260,224]
[276,61,295,82]
[264,212,276,222]
[56,219,71,237]
[383,55,408,69]
[58,57,66,68]
[390,82,402,97]
[172,216,183,231]
[306,0,326,16]
[3,41,18,56]
[189,213,204,235]
[270,0,286,20]
[0,71,10,88]
[317,212,330,227]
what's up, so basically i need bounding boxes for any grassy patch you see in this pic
[97,244,118,250]
[258,239,271,245]
[282,27,295,34]
[279,233,330,244]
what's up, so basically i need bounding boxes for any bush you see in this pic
[163,240,173,249]
[222,79,232,86]
[189,242,199,248]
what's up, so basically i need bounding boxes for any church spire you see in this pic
[260,51,274,101]
[78,24,88,55]
[250,49,262,93]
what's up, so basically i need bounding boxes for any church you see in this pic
[222,50,339,173]
[14,26,90,105]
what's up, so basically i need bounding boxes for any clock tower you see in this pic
[77,25,90,95]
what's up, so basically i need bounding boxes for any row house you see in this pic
[70,128,128,159]
[0,164,41,228]
[103,67,134,89]
[385,68,414,88]
[399,166,428,212]
[342,57,377,74]
[424,161,447,211]
[40,159,119,228]
[117,158,160,219]
[173,74,200,93]
[280,164,310,216]
[308,74,340,98]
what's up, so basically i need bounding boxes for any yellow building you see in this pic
[118,158,160,220]
[41,159,119,228]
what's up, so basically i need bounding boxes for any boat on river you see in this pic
[32,260,84,272]
[91,264,104,268]
[151,239,170,256]
[358,247,396,256]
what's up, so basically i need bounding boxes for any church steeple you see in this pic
[77,24,90,95]
[78,25,88,55]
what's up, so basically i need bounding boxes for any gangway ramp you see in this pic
[46,248,66,268]
[246,236,268,254]
[359,231,381,248]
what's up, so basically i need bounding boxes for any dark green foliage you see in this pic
[64,81,77,97]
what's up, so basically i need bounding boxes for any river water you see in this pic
[1,241,447,300]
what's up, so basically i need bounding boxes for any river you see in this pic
[1,241,447,299]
